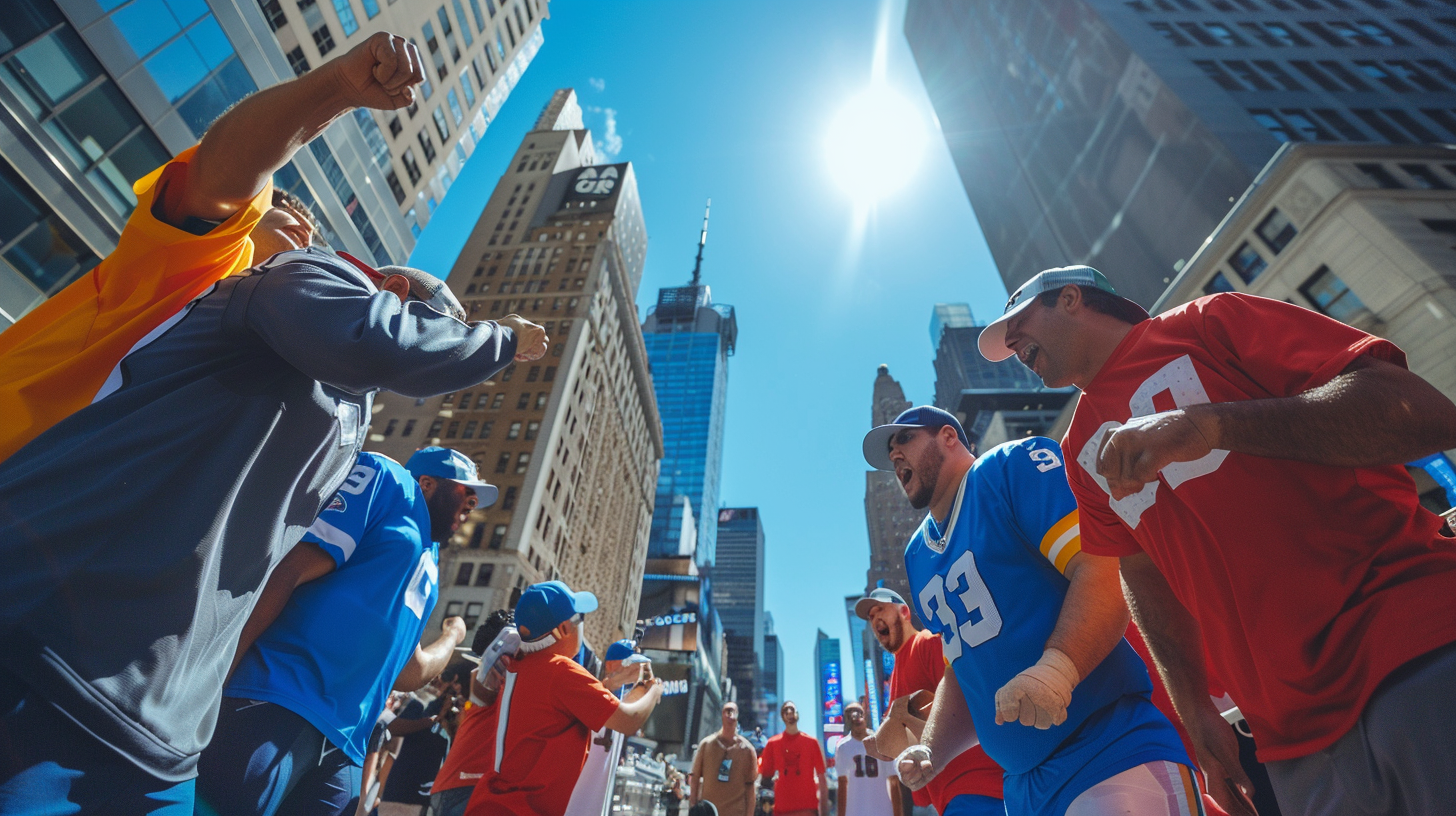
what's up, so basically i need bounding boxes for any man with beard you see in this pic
[758,702,828,816]
[862,407,1197,816]
[979,265,1456,816]
[855,588,1004,816]
[197,447,498,815]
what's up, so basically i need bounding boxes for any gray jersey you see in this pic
[0,248,515,780]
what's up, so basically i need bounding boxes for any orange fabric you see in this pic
[432,696,497,793]
[0,147,271,463]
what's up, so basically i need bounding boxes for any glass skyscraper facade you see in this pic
[641,283,737,567]
[715,507,765,730]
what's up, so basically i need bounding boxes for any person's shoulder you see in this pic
[253,248,374,289]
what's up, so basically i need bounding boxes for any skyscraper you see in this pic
[257,0,549,238]
[815,629,843,755]
[715,507,767,731]
[931,304,1044,412]
[863,365,922,614]
[763,612,784,735]
[365,88,661,652]
[641,203,737,567]
[905,0,1456,307]
[0,0,408,330]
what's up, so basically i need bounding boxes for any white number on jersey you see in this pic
[403,550,437,619]
[918,551,1003,662]
[1029,448,1063,472]
[338,462,378,495]
[1076,354,1229,528]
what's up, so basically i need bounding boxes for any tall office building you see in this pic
[257,0,548,238]
[931,304,1044,413]
[716,507,767,731]
[863,365,923,616]
[843,596,873,719]
[815,629,844,755]
[365,88,661,652]
[641,205,737,567]
[0,0,410,330]
[905,0,1456,307]
[762,612,784,735]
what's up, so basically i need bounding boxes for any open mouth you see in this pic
[873,621,890,639]
[897,465,912,488]
[1019,343,1041,370]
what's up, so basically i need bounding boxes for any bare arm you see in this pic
[1099,356,1456,500]
[229,542,337,678]
[688,748,701,806]
[818,765,830,816]
[1121,553,1258,816]
[603,677,663,735]
[393,617,467,692]
[837,776,847,816]
[1046,552,1129,678]
[180,32,423,222]
[900,672,977,789]
[866,695,923,761]
[888,777,907,816]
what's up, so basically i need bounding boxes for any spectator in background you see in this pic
[464,581,663,815]
[758,702,828,816]
[565,640,656,816]
[429,609,519,816]
[835,703,892,816]
[689,702,759,816]
[359,693,408,816]
[377,666,471,816]
[197,446,495,815]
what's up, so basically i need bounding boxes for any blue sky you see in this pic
[411,0,1012,729]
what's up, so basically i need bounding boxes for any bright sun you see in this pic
[824,84,928,204]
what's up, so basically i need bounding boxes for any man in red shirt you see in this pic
[758,702,828,816]
[979,265,1456,816]
[855,588,1003,816]
[463,582,662,816]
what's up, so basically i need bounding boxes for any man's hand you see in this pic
[862,733,889,762]
[994,648,1079,730]
[1096,409,1215,500]
[603,662,644,691]
[496,314,549,362]
[1186,705,1259,816]
[441,615,467,645]
[894,745,935,791]
[326,32,425,111]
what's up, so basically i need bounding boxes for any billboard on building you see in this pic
[637,558,700,653]
[820,656,843,755]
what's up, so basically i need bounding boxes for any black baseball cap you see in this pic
[862,405,971,472]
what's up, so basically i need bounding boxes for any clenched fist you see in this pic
[327,32,426,111]
[994,648,1079,730]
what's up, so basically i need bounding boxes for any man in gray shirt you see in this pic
[0,38,546,816]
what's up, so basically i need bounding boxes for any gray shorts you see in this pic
[1266,641,1456,816]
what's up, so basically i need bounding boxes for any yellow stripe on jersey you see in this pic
[1177,762,1205,816]
[1039,510,1082,575]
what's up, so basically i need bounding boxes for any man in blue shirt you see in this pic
[195,447,499,816]
[863,407,1196,816]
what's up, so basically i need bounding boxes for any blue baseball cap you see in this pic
[862,406,971,472]
[406,447,499,507]
[979,265,1149,363]
[515,580,598,642]
[604,640,636,662]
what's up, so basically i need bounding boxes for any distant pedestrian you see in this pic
[834,703,892,816]
[758,702,828,816]
[688,702,759,816]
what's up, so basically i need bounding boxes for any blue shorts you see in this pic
[0,669,195,815]
[1003,695,1189,816]
[194,698,361,816]
[942,793,1007,815]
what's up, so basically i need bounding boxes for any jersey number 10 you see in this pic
[917,551,1003,662]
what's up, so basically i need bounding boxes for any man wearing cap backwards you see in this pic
[0,175,544,809]
[758,701,829,816]
[195,446,495,814]
[465,581,664,815]
[688,701,759,816]
[855,588,1004,816]
[980,265,1456,816]
[566,641,659,816]
[863,406,1197,816]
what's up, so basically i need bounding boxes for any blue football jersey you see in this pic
[227,451,439,764]
[904,437,1153,775]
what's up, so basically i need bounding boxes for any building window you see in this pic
[432,106,450,141]
[418,129,437,163]
[474,563,494,586]
[445,600,463,617]
[1291,61,1344,92]
[388,114,403,137]
[1312,109,1366,140]
[1203,272,1236,295]
[535,392,548,409]
[1225,61,1275,91]
[382,418,398,436]
[258,0,288,30]
[543,366,556,381]
[516,393,530,409]
[429,419,444,436]
[1386,60,1447,92]
[1196,60,1245,91]
[1253,61,1305,91]
[1280,110,1333,141]
[525,421,540,440]
[1256,208,1298,254]
[476,393,492,409]
[331,0,359,36]
[1355,61,1410,92]
[507,421,521,439]
[401,148,422,184]
[460,70,477,107]
[1228,242,1267,284]
[462,420,478,438]
[422,21,448,80]
[491,393,505,409]
[1402,164,1451,190]
[502,486,518,510]
[286,46,311,76]
[402,419,416,437]
[515,453,530,474]
[361,0,379,18]
[488,524,507,549]
[1203,22,1245,46]
[464,602,483,628]
[495,452,511,473]
[502,365,515,381]
[1356,162,1404,188]
[451,0,474,46]
[526,366,540,382]
[1249,109,1296,142]
[311,23,336,55]
[447,88,464,127]
[446,421,460,438]
[455,562,475,586]
[479,420,493,439]
[1300,266,1368,321]
[1150,22,1192,46]
[385,169,406,204]
[438,6,463,61]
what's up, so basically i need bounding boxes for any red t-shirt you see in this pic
[758,731,825,812]
[1065,293,1456,761]
[464,652,621,815]
[432,699,497,794]
[888,629,1003,808]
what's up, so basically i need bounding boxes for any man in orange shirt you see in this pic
[0,29,419,464]
[856,589,1004,816]
[464,582,663,816]
[758,702,828,816]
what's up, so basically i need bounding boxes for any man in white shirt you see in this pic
[835,703,893,816]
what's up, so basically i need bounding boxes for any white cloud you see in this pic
[586,105,624,159]
[588,77,606,92]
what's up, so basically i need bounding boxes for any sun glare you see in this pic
[824,84,928,205]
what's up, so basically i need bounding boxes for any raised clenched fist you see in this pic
[327,32,426,112]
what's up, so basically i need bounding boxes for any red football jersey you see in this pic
[758,731,826,812]
[1065,293,1456,761]
[888,629,1004,808]
[432,699,496,794]
[464,652,620,815]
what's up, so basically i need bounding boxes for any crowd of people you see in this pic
[0,11,1454,816]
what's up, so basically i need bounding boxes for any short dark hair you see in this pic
[270,188,324,241]
[440,662,473,686]
[1036,284,1147,324]
[471,608,514,656]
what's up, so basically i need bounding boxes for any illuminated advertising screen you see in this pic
[636,562,700,653]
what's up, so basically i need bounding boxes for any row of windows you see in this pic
[1249,106,1456,142]
[463,276,587,296]
[1131,0,1455,13]
[1198,57,1456,92]
[1205,263,1370,322]
[1151,17,1451,47]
